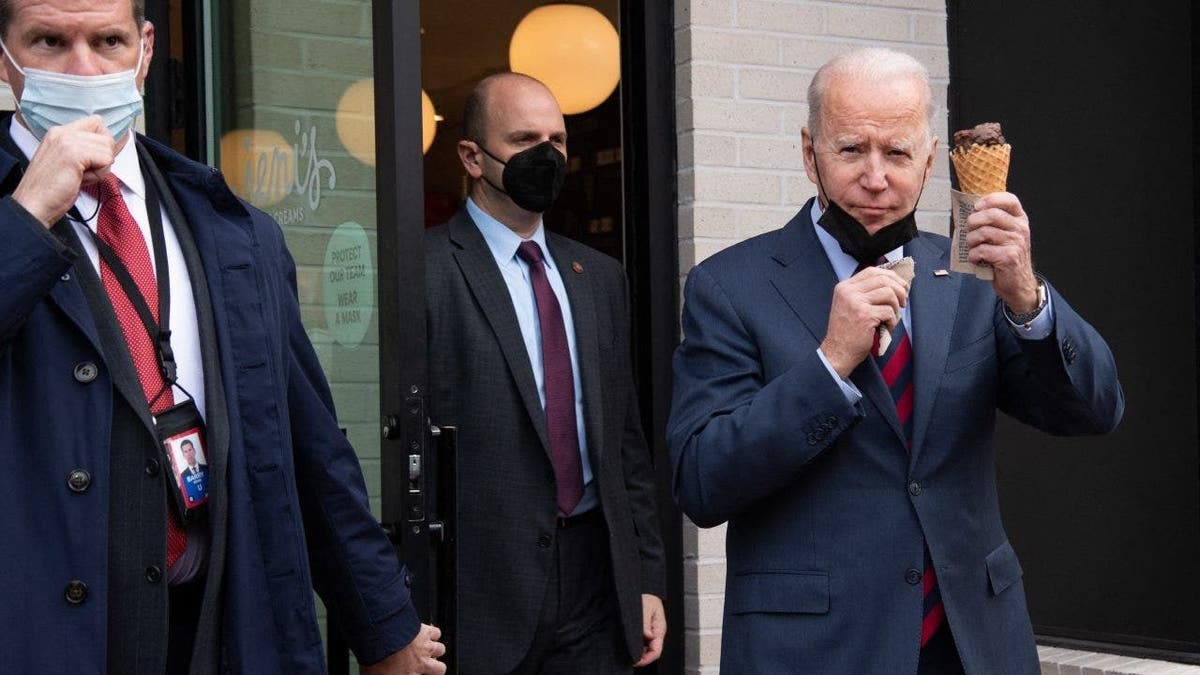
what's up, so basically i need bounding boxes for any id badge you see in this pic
[155,398,209,524]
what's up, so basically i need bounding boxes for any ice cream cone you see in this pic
[950,143,1011,195]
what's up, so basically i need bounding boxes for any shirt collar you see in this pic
[466,197,554,269]
[809,198,903,281]
[8,116,144,200]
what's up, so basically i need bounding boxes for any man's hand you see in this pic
[820,267,909,378]
[362,624,446,675]
[634,593,666,667]
[965,192,1039,313]
[12,115,116,228]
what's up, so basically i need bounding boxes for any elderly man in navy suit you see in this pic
[667,48,1123,675]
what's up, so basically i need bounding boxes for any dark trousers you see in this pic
[918,622,966,675]
[166,579,206,675]
[510,509,632,675]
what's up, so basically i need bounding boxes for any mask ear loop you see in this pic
[808,136,832,211]
[66,189,111,226]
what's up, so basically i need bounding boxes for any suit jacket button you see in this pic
[64,580,89,605]
[404,572,414,588]
[145,566,163,584]
[908,481,922,496]
[67,469,92,493]
[905,569,922,585]
[73,362,98,383]
[145,459,161,477]
[537,534,553,549]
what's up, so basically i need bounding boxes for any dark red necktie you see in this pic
[516,241,584,515]
[859,258,945,646]
[88,174,188,567]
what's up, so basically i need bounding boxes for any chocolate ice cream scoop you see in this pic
[953,122,1006,149]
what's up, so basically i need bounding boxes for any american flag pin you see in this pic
[934,269,950,277]
[572,262,584,274]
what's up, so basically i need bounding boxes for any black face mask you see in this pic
[811,153,924,266]
[476,140,567,214]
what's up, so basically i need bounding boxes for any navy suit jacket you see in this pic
[667,201,1123,675]
[0,129,418,673]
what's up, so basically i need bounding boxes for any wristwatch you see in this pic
[1006,280,1047,327]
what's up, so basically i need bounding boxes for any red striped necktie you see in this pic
[88,174,189,567]
[857,257,945,647]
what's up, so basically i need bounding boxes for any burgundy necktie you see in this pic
[516,241,584,515]
[88,174,188,567]
[859,258,945,647]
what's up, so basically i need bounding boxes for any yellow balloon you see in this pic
[218,128,294,208]
[509,4,620,115]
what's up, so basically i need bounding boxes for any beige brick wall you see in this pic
[674,1,950,672]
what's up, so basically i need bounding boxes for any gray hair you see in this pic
[807,48,935,145]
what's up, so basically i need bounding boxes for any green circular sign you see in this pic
[322,221,375,348]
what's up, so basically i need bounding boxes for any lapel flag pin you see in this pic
[934,269,950,277]
[572,262,584,274]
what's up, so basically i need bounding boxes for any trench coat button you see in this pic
[905,569,922,585]
[908,481,922,497]
[67,469,92,493]
[145,458,161,477]
[404,572,413,588]
[145,566,163,584]
[64,580,89,604]
[73,362,98,383]
[537,534,553,549]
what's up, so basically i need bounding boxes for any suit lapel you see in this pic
[52,220,157,436]
[550,236,604,465]
[448,212,551,455]
[767,204,906,445]
[906,235,960,468]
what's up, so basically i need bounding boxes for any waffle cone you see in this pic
[950,143,1011,194]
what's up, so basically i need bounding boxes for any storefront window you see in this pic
[211,0,383,513]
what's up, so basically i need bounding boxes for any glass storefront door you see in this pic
[184,1,681,671]
[206,2,391,670]
[209,0,383,510]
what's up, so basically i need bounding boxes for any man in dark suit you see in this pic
[0,0,443,673]
[425,72,667,674]
[667,48,1124,674]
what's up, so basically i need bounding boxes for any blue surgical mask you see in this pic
[0,37,146,141]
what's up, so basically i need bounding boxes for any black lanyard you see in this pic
[74,171,177,399]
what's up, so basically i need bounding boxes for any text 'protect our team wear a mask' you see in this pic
[0,37,146,142]
[476,140,567,214]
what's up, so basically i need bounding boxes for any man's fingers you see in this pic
[974,191,1025,218]
[861,286,904,313]
[420,656,447,674]
[425,624,442,641]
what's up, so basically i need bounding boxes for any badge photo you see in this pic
[165,429,209,509]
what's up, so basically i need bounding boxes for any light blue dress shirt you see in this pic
[466,198,597,515]
[810,199,1053,404]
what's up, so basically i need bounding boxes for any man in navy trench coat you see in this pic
[0,0,443,672]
